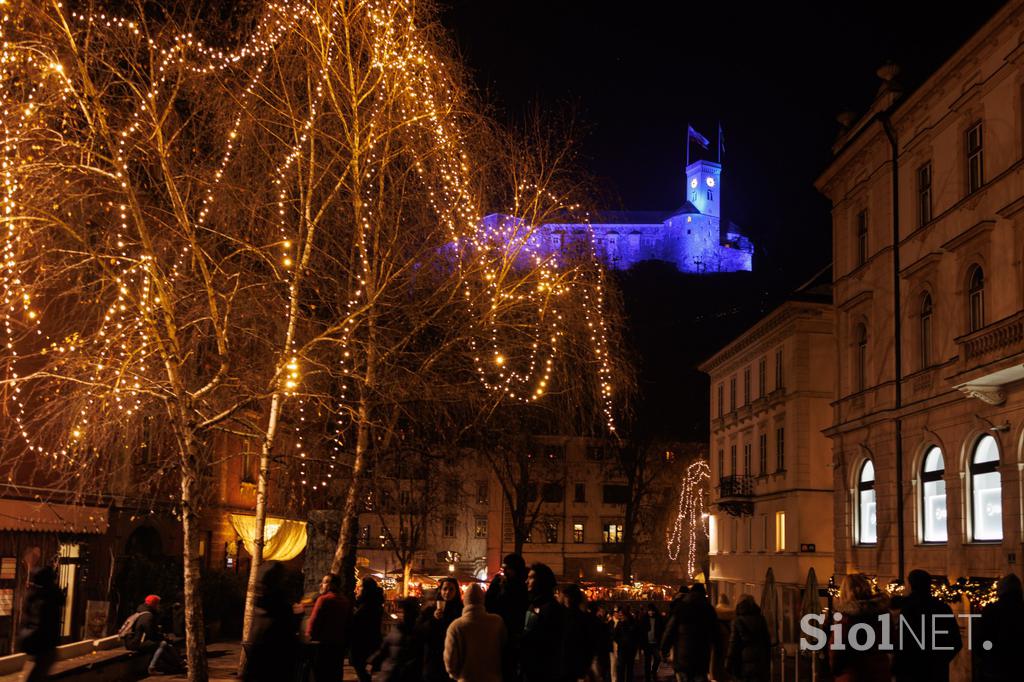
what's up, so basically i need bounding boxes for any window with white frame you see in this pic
[921,446,947,543]
[967,122,984,194]
[917,162,932,227]
[968,265,985,332]
[970,435,1002,541]
[920,293,933,369]
[857,460,877,545]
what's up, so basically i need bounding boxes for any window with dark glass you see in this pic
[743,368,751,405]
[968,265,985,332]
[758,357,767,397]
[758,434,767,475]
[730,445,737,475]
[970,435,1002,541]
[602,484,629,505]
[857,460,877,545]
[921,447,946,543]
[442,516,456,538]
[743,443,752,476]
[920,294,933,368]
[545,521,559,544]
[917,162,932,226]
[967,122,984,194]
[775,349,783,390]
[717,384,724,416]
[775,428,785,472]
[856,210,868,266]
[717,449,724,480]
[541,482,564,503]
[476,480,489,504]
[574,483,586,503]
[855,324,868,392]
[241,450,255,484]
[729,376,737,411]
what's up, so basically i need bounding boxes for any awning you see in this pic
[230,514,307,562]
[0,500,109,534]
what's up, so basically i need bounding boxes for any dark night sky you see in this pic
[440,1,1009,438]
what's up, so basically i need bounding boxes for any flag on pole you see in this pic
[719,123,725,156]
[688,125,710,150]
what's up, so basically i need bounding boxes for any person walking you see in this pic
[973,573,1024,682]
[710,595,734,682]
[307,573,353,682]
[613,608,643,682]
[351,577,385,682]
[828,573,890,682]
[639,603,665,682]
[444,583,507,682]
[585,602,613,682]
[485,553,529,682]
[725,596,769,682]
[418,577,463,682]
[121,594,187,675]
[558,584,596,682]
[17,566,64,682]
[244,561,300,682]
[660,583,719,682]
[891,569,961,682]
[373,598,423,682]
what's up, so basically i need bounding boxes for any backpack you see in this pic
[117,611,146,651]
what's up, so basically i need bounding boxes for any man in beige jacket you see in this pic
[444,583,507,682]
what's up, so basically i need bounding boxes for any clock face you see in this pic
[706,177,716,188]
[690,178,698,189]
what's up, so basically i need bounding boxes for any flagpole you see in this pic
[717,121,722,164]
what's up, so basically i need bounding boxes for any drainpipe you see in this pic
[880,114,905,583]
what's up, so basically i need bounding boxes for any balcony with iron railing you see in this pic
[717,474,754,516]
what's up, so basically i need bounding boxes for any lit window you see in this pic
[968,266,985,332]
[970,435,1002,541]
[474,516,488,539]
[573,522,584,544]
[775,511,786,552]
[857,460,877,545]
[709,515,718,554]
[603,523,624,544]
[545,520,558,544]
[921,447,946,543]
[920,294,933,369]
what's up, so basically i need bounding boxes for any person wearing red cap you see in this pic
[123,594,186,675]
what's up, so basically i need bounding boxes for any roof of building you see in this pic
[591,210,674,225]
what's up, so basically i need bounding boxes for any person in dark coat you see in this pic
[725,596,770,682]
[372,598,423,682]
[351,577,386,682]
[521,563,574,682]
[586,602,613,682]
[973,573,1024,682]
[244,561,300,682]
[307,573,353,682]
[613,608,644,682]
[17,566,64,682]
[639,603,665,682]
[418,577,463,682]
[558,584,596,682]
[486,554,529,682]
[126,595,187,675]
[890,569,961,682]
[660,583,719,682]
[828,574,890,682]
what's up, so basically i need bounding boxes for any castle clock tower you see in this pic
[685,159,722,219]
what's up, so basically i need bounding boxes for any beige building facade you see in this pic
[701,297,835,643]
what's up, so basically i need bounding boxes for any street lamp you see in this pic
[596,563,604,574]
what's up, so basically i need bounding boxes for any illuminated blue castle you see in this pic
[484,159,753,273]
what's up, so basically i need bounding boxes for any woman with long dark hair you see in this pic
[351,576,385,682]
[418,577,463,682]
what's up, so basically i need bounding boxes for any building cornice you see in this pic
[941,219,996,252]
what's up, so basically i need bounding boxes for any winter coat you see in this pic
[521,597,574,682]
[890,592,961,682]
[613,616,643,659]
[638,611,665,647]
[373,621,423,682]
[244,587,300,682]
[307,591,353,646]
[131,604,163,649]
[418,598,463,682]
[711,603,735,682]
[17,573,64,656]
[444,604,507,682]
[726,602,770,682]
[351,597,385,659]
[660,593,720,676]
[828,596,891,682]
[973,593,1024,682]
[485,574,528,639]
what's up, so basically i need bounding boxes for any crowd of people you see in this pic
[12,556,1024,682]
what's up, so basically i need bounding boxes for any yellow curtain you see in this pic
[230,514,307,562]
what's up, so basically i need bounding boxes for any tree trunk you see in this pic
[239,394,279,672]
[402,561,413,597]
[181,464,209,682]
[622,496,635,583]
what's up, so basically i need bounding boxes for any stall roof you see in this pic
[0,499,109,534]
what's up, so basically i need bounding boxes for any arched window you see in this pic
[854,323,868,392]
[968,266,985,332]
[920,294,933,369]
[970,435,1002,541]
[857,460,877,545]
[921,447,946,543]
